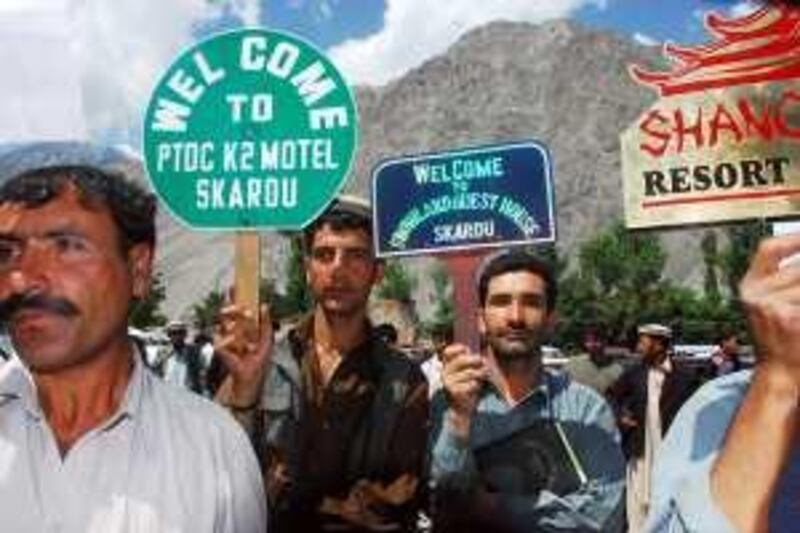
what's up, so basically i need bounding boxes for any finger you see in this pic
[447,380,482,397]
[746,235,800,280]
[749,267,800,296]
[215,314,242,336]
[441,343,470,364]
[218,304,246,322]
[444,353,485,373]
[212,335,244,365]
[443,368,488,385]
[741,269,800,308]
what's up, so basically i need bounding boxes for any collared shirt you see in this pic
[646,370,753,532]
[563,354,624,396]
[224,316,429,532]
[160,343,204,394]
[0,350,267,533]
[431,369,625,532]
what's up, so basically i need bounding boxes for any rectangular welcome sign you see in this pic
[372,141,555,258]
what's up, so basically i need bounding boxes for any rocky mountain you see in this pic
[0,19,717,322]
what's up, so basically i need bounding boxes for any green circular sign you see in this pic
[143,29,357,229]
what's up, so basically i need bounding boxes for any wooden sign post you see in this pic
[234,232,261,317]
[443,251,484,351]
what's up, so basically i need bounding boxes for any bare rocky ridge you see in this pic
[2,19,711,321]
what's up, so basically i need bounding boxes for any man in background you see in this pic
[607,323,699,531]
[564,325,625,397]
[709,329,743,378]
[159,320,204,394]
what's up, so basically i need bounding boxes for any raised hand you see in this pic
[213,301,273,407]
[441,343,488,437]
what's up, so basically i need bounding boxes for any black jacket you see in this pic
[607,360,700,460]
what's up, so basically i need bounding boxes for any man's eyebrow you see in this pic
[42,228,86,239]
[0,232,22,242]
[0,225,86,241]
[488,290,544,299]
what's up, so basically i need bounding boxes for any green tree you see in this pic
[719,220,771,297]
[557,221,667,344]
[129,270,168,329]
[282,236,312,317]
[428,263,454,330]
[555,220,755,347]
[191,289,225,333]
[376,259,417,303]
[701,230,721,302]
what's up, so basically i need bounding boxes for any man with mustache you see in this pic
[430,249,625,532]
[214,197,429,532]
[0,142,266,533]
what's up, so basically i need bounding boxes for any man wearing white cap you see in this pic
[159,320,204,394]
[607,323,699,530]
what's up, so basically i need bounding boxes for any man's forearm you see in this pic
[712,364,799,531]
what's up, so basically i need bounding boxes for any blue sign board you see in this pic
[372,141,556,257]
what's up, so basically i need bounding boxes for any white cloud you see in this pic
[633,32,659,47]
[328,0,607,87]
[0,0,66,12]
[0,0,261,144]
[728,1,759,18]
[0,4,85,141]
[73,0,262,139]
[693,1,760,25]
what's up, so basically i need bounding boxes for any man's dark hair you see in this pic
[0,165,156,252]
[583,324,608,342]
[302,199,373,253]
[477,249,557,310]
[716,328,738,346]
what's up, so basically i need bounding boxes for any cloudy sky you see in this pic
[0,0,760,146]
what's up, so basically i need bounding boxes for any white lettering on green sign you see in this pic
[143,29,357,229]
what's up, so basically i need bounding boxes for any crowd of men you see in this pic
[0,142,798,532]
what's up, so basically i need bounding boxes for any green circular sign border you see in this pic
[141,27,359,231]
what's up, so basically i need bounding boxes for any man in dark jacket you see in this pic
[159,320,204,394]
[607,324,700,531]
[214,196,429,532]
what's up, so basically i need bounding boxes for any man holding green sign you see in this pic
[214,197,429,532]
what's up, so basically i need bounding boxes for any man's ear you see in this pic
[477,307,486,336]
[127,243,154,299]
